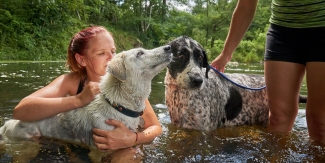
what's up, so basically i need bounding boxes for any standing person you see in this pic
[13,26,162,154]
[211,0,325,143]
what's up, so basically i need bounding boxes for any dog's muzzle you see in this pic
[163,45,171,51]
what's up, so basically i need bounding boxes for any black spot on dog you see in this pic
[167,36,191,79]
[190,40,209,78]
[225,87,243,120]
[201,50,210,78]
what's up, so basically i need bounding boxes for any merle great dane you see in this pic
[164,36,306,131]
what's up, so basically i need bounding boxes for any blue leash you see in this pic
[210,65,266,91]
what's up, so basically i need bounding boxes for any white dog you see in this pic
[0,45,172,148]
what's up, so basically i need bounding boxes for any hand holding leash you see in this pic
[211,51,232,72]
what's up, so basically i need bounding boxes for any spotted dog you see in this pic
[165,36,306,131]
[0,45,172,146]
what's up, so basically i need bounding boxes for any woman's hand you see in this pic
[77,81,101,107]
[210,52,231,73]
[92,99,162,151]
[92,119,135,151]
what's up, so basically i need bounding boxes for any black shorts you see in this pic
[264,23,325,65]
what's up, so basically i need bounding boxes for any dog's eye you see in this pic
[198,55,203,61]
[137,51,144,57]
[178,55,184,60]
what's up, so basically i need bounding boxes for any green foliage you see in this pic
[207,39,224,60]
[0,0,272,62]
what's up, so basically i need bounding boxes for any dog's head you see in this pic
[167,36,210,89]
[107,45,173,82]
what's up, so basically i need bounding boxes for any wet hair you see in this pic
[66,26,113,80]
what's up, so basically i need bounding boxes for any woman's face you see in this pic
[84,31,116,77]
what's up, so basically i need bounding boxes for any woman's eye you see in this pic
[137,51,144,57]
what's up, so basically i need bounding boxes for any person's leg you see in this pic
[305,62,325,143]
[264,61,305,133]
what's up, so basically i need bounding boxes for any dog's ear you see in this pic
[107,53,127,81]
[202,50,210,78]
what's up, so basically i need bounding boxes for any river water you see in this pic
[0,61,324,162]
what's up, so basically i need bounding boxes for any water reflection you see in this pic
[0,62,322,162]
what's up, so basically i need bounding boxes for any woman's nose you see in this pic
[107,52,113,60]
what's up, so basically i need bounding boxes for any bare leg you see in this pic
[264,61,305,133]
[306,62,325,144]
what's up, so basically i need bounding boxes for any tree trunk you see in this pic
[162,0,166,22]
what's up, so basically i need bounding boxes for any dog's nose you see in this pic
[190,76,203,87]
[164,45,171,51]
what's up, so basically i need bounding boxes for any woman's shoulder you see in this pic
[62,72,81,80]
[49,72,81,95]
[28,72,82,97]
[54,72,80,83]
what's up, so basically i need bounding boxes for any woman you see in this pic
[13,26,162,152]
[211,0,325,143]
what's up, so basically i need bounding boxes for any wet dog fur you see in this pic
[165,36,306,131]
[0,45,172,152]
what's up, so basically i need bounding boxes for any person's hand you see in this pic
[92,119,135,151]
[77,81,100,107]
[210,51,232,73]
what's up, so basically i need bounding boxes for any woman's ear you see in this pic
[75,53,86,66]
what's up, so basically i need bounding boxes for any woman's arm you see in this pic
[135,99,163,144]
[92,99,162,150]
[211,0,259,72]
[13,73,100,121]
